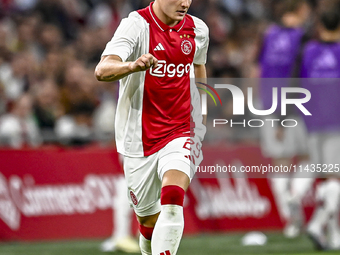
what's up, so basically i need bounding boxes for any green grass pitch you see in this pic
[0,232,338,255]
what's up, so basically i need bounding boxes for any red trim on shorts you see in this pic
[139,224,154,240]
[160,185,185,206]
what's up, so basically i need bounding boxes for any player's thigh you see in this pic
[308,133,323,164]
[291,116,309,156]
[324,179,340,213]
[123,154,162,217]
[323,133,340,166]
[158,137,203,187]
[308,132,340,166]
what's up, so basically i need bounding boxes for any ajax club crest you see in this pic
[180,34,192,55]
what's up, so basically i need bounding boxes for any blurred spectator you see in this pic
[12,14,40,54]
[32,78,61,143]
[38,24,63,56]
[1,0,38,13]
[55,100,95,146]
[39,49,65,81]
[0,51,36,101]
[0,93,41,148]
[300,2,340,250]
[256,0,312,239]
[0,82,6,115]
[93,93,116,146]
[56,62,98,146]
[74,28,102,65]
[34,0,79,41]
[87,0,133,32]
[59,61,98,114]
[0,0,324,147]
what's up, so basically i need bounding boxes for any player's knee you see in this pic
[137,213,159,228]
[161,185,185,206]
[162,170,190,191]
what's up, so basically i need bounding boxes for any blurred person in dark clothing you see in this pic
[39,49,66,81]
[256,0,312,238]
[300,3,340,250]
[55,100,96,146]
[74,29,102,66]
[56,62,99,146]
[258,0,311,78]
[59,61,98,115]
[38,24,63,55]
[0,81,6,115]
[12,14,40,53]
[0,51,37,101]
[34,0,79,41]
[33,78,62,143]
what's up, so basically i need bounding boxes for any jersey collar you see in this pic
[148,2,186,32]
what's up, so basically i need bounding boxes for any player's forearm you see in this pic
[194,64,207,98]
[194,64,207,124]
[95,58,133,82]
[194,64,207,92]
[95,54,158,82]
[194,64,207,79]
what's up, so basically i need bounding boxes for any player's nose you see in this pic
[181,0,191,9]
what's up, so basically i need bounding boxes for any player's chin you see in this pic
[173,15,185,21]
[173,12,186,20]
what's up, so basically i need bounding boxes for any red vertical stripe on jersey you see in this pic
[159,251,171,255]
[138,4,197,156]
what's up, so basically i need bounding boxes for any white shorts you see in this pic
[123,136,203,217]
[308,132,340,177]
[260,115,308,159]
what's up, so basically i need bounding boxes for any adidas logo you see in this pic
[154,43,165,51]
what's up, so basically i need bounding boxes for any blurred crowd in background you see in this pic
[0,0,322,148]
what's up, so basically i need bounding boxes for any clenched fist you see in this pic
[129,53,158,72]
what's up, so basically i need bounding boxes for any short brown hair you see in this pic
[281,0,308,14]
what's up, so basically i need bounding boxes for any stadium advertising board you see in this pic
[0,146,315,240]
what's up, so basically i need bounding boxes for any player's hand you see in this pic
[129,53,158,73]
